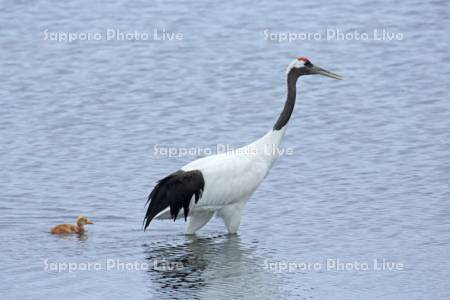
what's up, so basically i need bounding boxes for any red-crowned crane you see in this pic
[144,57,342,234]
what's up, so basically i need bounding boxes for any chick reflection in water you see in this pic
[144,234,280,299]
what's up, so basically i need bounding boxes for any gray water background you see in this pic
[1,0,449,299]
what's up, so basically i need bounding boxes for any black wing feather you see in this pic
[143,170,205,231]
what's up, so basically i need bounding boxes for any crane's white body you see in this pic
[156,127,287,234]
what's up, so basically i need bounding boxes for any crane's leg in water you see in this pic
[185,211,214,235]
[218,203,243,234]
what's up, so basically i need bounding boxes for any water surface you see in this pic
[1,0,449,299]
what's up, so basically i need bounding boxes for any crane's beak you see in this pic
[311,65,343,80]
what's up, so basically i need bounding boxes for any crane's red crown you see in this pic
[297,57,310,63]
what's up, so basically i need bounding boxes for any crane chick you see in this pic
[50,215,94,234]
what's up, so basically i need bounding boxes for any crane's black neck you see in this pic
[273,71,300,131]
